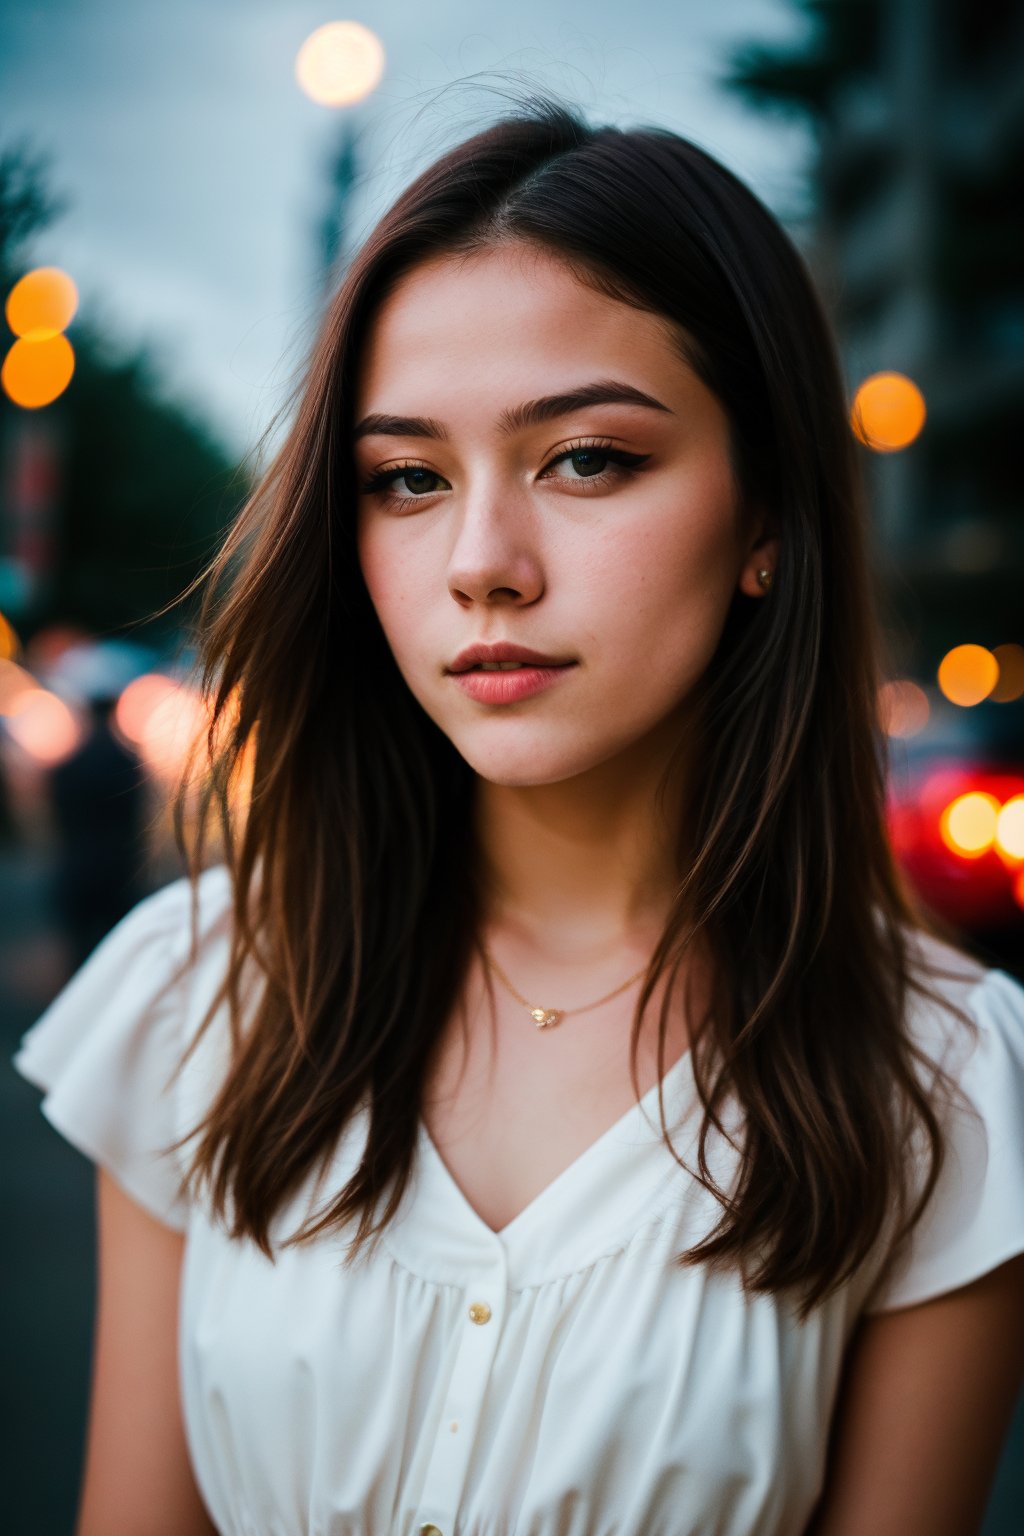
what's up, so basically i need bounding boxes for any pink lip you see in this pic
[450,663,577,704]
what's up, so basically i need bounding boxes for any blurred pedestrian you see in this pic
[47,691,148,969]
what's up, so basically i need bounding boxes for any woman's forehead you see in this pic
[355,246,706,424]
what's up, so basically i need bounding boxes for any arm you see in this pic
[806,1252,1024,1536]
[75,1168,218,1536]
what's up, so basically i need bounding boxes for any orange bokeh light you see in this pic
[0,611,19,663]
[991,643,1024,703]
[3,686,83,765]
[939,791,1001,858]
[2,333,75,408]
[5,266,78,339]
[295,21,385,105]
[851,372,926,452]
[937,644,999,707]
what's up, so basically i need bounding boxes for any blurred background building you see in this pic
[728,0,1024,960]
[729,0,1023,644]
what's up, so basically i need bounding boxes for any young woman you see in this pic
[13,102,1024,1536]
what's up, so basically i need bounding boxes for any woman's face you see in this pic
[354,243,775,788]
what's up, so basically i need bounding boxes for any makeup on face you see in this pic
[353,245,753,790]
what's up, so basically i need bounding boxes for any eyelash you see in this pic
[358,438,651,507]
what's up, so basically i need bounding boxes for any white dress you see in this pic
[11,864,1024,1536]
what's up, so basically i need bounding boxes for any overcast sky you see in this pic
[2,0,812,460]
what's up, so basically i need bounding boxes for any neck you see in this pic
[471,730,688,964]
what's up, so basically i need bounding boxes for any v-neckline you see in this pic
[417,1044,694,1242]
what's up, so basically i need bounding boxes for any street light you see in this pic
[295,21,385,107]
[2,265,78,408]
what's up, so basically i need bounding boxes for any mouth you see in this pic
[456,662,575,672]
[448,662,578,704]
[446,643,576,673]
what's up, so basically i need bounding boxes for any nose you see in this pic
[446,477,544,607]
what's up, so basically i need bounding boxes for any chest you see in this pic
[420,977,691,1234]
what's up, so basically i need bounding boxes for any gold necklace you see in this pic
[482,947,650,1029]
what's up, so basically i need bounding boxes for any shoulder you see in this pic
[10,863,241,1232]
[897,925,1023,1088]
[858,926,1024,1317]
[105,862,239,1006]
[13,864,234,1074]
[132,862,235,958]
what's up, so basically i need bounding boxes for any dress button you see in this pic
[468,1301,492,1324]
[420,1526,444,1535]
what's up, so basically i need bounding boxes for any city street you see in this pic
[2,841,140,1533]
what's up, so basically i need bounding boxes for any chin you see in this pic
[447,732,617,789]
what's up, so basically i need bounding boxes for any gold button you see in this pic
[468,1301,492,1324]
[420,1526,444,1535]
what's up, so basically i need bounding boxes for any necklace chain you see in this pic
[481,947,650,1030]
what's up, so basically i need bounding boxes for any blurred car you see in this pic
[885,694,1024,938]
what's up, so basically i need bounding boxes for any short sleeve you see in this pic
[11,873,204,1233]
[863,966,1024,1314]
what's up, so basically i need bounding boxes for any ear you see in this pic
[736,506,781,599]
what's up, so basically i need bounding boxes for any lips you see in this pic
[450,662,578,704]
[447,642,574,672]
[465,662,572,672]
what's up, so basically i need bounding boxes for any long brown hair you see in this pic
[165,99,980,1321]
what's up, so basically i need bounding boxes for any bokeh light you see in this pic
[937,643,999,706]
[1,333,75,408]
[114,671,183,748]
[0,658,36,714]
[0,610,20,662]
[133,678,208,778]
[3,686,83,765]
[851,371,927,451]
[991,642,1024,703]
[878,678,930,738]
[24,622,94,674]
[996,796,1024,861]
[295,22,385,106]
[5,266,78,339]
[939,791,1000,858]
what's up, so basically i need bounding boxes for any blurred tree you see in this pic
[0,138,69,292]
[725,0,1024,674]
[0,139,245,649]
[44,322,243,644]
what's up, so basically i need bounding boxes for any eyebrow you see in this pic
[352,379,673,443]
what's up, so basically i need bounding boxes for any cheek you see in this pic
[580,488,739,663]
[356,524,419,646]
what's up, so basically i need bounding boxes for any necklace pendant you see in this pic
[530,1008,563,1028]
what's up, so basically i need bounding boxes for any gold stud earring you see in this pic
[756,567,773,591]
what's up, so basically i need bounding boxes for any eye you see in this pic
[359,438,651,507]
[539,440,651,489]
[360,463,450,501]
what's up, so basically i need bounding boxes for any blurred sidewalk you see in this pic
[1,842,108,1534]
